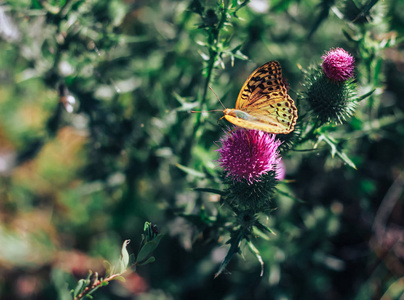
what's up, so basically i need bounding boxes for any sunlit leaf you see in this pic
[103,260,112,277]
[176,164,206,178]
[113,275,126,282]
[119,240,131,274]
[247,241,264,277]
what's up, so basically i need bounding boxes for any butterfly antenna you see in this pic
[191,109,222,113]
[209,86,226,110]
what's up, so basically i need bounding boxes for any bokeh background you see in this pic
[0,0,403,299]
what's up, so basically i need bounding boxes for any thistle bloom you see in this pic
[276,159,285,181]
[322,48,355,82]
[217,128,282,184]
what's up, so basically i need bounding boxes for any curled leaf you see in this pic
[119,240,131,273]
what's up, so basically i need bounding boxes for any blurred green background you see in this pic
[0,0,403,299]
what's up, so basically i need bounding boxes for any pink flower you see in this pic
[216,128,282,184]
[276,159,285,181]
[322,48,355,81]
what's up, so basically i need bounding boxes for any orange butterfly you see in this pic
[223,61,298,134]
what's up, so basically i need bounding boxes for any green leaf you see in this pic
[189,0,204,16]
[355,89,376,102]
[138,256,156,266]
[254,221,276,237]
[215,230,244,278]
[317,134,357,169]
[113,276,126,282]
[103,260,112,277]
[271,0,294,12]
[136,234,164,263]
[73,279,85,298]
[179,206,217,227]
[233,49,248,61]
[275,187,306,203]
[307,0,335,39]
[194,187,226,195]
[373,59,383,83]
[342,29,359,42]
[232,0,249,17]
[176,164,206,178]
[247,241,264,277]
[252,226,270,240]
[355,0,379,21]
[128,253,136,266]
[32,0,42,9]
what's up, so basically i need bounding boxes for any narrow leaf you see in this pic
[355,89,375,102]
[342,29,358,42]
[308,0,335,39]
[318,134,357,169]
[254,222,277,237]
[138,256,156,266]
[73,279,85,298]
[194,187,226,195]
[275,187,306,203]
[176,164,206,178]
[247,241,264,277]
[215,230,244,278]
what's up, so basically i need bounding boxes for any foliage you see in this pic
[0,0,403,299]
[72,222,163,299]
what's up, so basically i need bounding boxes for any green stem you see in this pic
[195,2,228,134]
[180,2,229,165]
[75,269,135,300]
[297,119,321,145]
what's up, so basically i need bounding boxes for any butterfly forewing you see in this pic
[236,61,284,109]
[229,60,298,134]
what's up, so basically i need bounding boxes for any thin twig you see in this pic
[372,174,404,242]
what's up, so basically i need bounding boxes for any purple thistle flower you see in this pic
[276,159,285,181]
[322,48,355,82]
[217,128,282,184]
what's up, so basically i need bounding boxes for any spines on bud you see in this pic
[222,171,278,213]
[304,67,358,125]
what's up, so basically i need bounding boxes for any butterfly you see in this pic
[223,61,298,134]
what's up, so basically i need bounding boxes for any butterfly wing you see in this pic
[224,114,287,133]
[230,61,298,134]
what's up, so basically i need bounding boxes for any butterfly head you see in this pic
[223,108,233,115]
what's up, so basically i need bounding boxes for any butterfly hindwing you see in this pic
[246,94,297,131]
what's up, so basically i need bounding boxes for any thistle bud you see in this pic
[304,48,358,124]
[222,171,278,213]
[144,222,159,243]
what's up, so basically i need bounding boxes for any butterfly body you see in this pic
[223,109,255,121]
[223,61,298,134]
